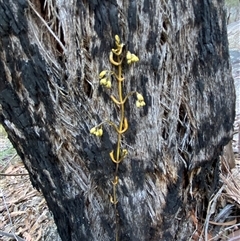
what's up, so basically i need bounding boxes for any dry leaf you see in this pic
[23,231,33,241]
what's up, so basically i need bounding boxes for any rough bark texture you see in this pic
[0,1,235,241]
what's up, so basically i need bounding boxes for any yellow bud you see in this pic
[126,51,132,60]
[136,101,141,108]
[105,80,112,88]
[136,93,144,101]
[115,35,120,44]
[96,128,103,136]
[100,78,107,85]
[140,101,146,107]
[131,54,139,62]
[136,100,145,108]
[122,149,128,156]
[99,70,107,79]
[126,51,139,64]
[90,127,96,134]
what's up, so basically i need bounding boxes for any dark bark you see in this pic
[0,1,235,241]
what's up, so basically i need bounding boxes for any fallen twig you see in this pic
[0,230,26,241]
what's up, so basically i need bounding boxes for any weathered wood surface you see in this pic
[0,1,235,240]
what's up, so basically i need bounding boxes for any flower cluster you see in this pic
[90,126,103,137]
[91,35,146,137]
[126,51,139,64]
[99,70,112,88]
[136,92,146,108]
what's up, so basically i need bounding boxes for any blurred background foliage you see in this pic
[225,0,240,23]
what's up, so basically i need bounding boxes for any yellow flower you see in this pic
[136,93,146,108]
[99,70,108,79]
[100,77,111,88]
[90,126,103,137]
[90,127,97,134]
[100,78,107,85]
[136,92,146,108]
[136,100,146,108]
[126,51,139,64]
[126,51,132,60]
[96,128,103,136]
[105,80,112,88]
[131,54,139,62]
[136,92,144,101]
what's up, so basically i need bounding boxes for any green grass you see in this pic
[0,124,16,161]
[0,124,6,135]
[225,0,240,24]
[0,146,16,160]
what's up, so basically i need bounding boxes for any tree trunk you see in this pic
[0,1,235,241]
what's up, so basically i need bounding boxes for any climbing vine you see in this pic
[90,35,145,240]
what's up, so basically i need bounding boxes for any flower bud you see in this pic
[96,128,103,136]
[126,51,139,64]
[100,78,107,85]
[99,70,107,79]
[136,92,144,101]
[131,54,139,62]
[115,35,120,44]
[105,80,112,88]
[126,51,132,60]
[90,127,96,134]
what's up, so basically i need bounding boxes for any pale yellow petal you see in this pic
[136,93,144,101]
[100,78,107,85]
[126,51,132,60]
[99,70,107,78]
[140,101,146,106]
[136,101,141,108]
[90,127,96,134]
[115,35,120,44]
[131,54,139,62]
[106,80,112,88]
[96,128,103,136]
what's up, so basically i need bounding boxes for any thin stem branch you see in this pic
[28,0,66,52]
